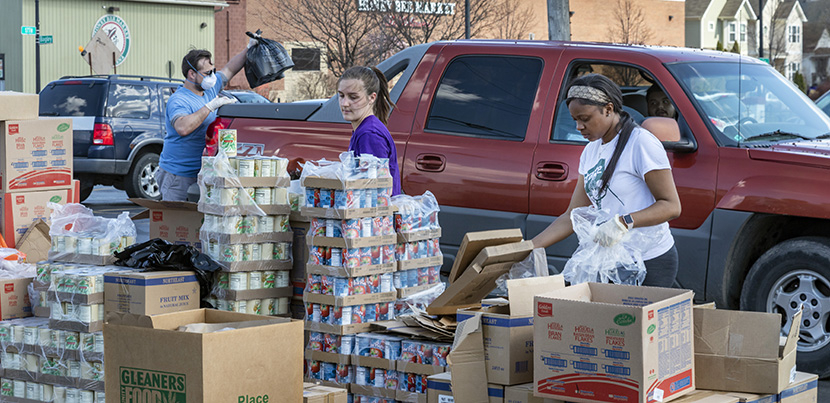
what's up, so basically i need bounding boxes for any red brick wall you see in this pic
[214,0,251,89]
[570,0,685,46]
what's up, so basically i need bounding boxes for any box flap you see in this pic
[448,312,489,403]
[427,240,534,315]
[694,308,781,359]
[781,310,801,358]
[128,198,199,211]
[448,229,524,283]
[16,219,51,263]
[179,318,287,333]
[507,275,565,317]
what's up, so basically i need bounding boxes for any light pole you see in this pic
[35,0,41,93]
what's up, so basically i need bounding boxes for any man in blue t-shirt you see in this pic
[158,47,248,201]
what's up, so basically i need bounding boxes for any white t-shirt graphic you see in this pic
[578,126,674,260]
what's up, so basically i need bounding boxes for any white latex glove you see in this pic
[248,37,258,49]
[205,96,236,112]
[594,214,628,247]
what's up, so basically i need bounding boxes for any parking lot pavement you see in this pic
[82,186,829,394]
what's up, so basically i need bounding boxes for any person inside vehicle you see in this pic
[337,66,402,196]
[646,84,678,119]
[157,45,249,201]
[531,74,682,287]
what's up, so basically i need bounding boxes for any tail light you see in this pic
[205,117,233,156]
[93,123,114,145]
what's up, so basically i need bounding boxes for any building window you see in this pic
[788,25,801,43]
[729,22,737,42]
[740,23,746,42]
[291,48,321,71]
[789,62,801,80]
[708,22,715,32]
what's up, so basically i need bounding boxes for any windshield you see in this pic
[39,82,107,117]
[232,92,271,104]
[817,92,830,118]
[667,62,830,145]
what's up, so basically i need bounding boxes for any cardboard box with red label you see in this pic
[129,198,203,250]
[0,118,73,193]
[533,283,695,403]
[0,276,33,320]
[0,181,78,247]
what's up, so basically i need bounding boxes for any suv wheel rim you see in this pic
[140,161,160,198]
[767,269,830,352]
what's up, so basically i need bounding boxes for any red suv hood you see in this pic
[748,140,830,168]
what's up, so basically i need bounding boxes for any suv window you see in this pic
[160,86,175,112]
[426,55,543,141]
[107,83,151,119]
[552,62,679,143]
[39,82,107,116]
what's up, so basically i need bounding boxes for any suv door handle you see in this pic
[536,162,568,181]
[416,154,445,172]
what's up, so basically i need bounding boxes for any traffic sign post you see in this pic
[39,35,52,45]
[21,26,36,35]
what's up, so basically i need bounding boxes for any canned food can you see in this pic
[0,378,11,396]
[261,298,275,315]
[270,298,280,315]
[227,157,238,176]
[273,242,288,260]
[248,271,263,290]
[255,187,272,205]
[319,189,333,208]
[229,272,248,290]
[23,326,38,345]
[13,380,24,398]
[238,157,255,177]
[42,384,54,402]
[39,328,51,347]
[77,275,94,295]
[54,386,67,402]
[81,332,95,352]
[250,243,262,261]
[217,272,230,289]
[260,158,273,177]
[95,391,104,403]
[218,129,237,157]
[241,244,254,261]
[97,238,111,256]
[201,156,215,176]
[237,216,256,234]
[221,244,241,262]
[221,188,239,206]
[275,215,289,232]
[272,187,288,205]
[64,236,77,254]
[80,389,94,403]
[278,297,289,315]
[69,360,81,378]
[330,248,342,267]
[253,158,263,177]
[276,270,290,288]
[273,157,288,177]
[261,271,276,288]
[66,387,79,403]
[246,299,262,315]
[22,354,38,372]
[216,299,230,311]
[260,243,274,260]
[77,237,93,255]
[65,331,80,350]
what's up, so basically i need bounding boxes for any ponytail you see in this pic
[600,111,636,198]
[339,66,397,125]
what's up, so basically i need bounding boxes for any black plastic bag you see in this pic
[245,30,294,88]
[114,239,222,308]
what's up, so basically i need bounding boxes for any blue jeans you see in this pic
[157,168,196,201]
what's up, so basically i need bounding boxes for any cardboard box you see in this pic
[0,91,39,121]
[0,276,33,320]
[503,383,566,403]
[778,372,818,403]
[428,229,533,315]
[425,372,508,403]
[694,306,801,394]
[725,392,777,403]
[304,384,348,403]
[0,118,73,193]
[670,390,740,403]
[105,309,304,402]
[129,198,203,250]
[103,271,200,316]
[456,276,566,386]
[0,187,75,247]
[534,283,695,403]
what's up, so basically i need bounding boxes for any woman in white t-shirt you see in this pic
[531,74,682,287]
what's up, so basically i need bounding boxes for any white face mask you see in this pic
[200,72,217,91]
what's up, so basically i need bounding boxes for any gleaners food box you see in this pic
[0,118,73,193]
[694,306,801,394]
[0,182,78,247]
[105,309,303,402]
[534,283,695,403]
[129,198,203,250]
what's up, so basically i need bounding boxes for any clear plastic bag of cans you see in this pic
[47,266,133,325]
[200,147,290,181]
[204,241,292,264]
[289,179,304,211]
[201,213,290,235]
[392,266,441,290]
[205,296,291,316]
[305,273,395,296]
[48,203,137,258]
[391,191,440,233]
[199,148,288,216]
[0,377,105,402]
[304,301,396,326]
[309,216,395,241]
[301,152,393,209]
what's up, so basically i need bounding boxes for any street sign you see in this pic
[760,57,770,64]
[21,26,36,35]
[39,35,53,45]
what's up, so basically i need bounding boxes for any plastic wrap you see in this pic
[47,203,136,264]
[493,247,549,296]
[393,283,445,318]
[206,270,292,316]
[0,317,105,398]
[563,206,664,286]
[289,179,304,212]
[45,266,134,331]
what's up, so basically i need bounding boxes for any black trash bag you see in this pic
[113,239,222,309]
[245,30,294,88]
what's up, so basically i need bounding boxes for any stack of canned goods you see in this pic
[393,267,441,290]
[50,235,136,256]
[0,321,104,353]
[206,241,291,263]
[304,301,395,325]
[305,186,391,210]
[202,214,290,234]
[305,273,394,296]
[308,245,396,269]
[49,302,104,325]
[202,155,289,179]
[205,296,291,316]
[215,270,291,291]
[309,216,394,239]
[0,379,104,402]
[204,186,290,206]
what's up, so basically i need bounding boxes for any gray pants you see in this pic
[157,168,196,202]
[642,245,679,287]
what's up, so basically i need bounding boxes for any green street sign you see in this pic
[21,26,36,35]
[760,57,770,64]
[39,35,53,45]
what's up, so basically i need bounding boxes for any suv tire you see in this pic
[125,152,161,200]
[740,236,830,378]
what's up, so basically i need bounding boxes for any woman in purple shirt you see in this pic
[338,66,402,195]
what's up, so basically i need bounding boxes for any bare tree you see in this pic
[765,0,789,75]
[608,0,654,45]
[491,0,535,40]
[293,71,338,100]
